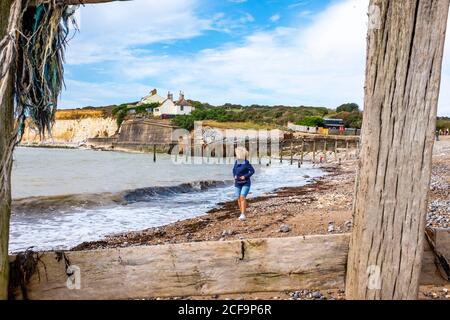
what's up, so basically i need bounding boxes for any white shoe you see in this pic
[239,214,246,221]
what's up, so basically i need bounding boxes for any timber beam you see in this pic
[8,233,449,300]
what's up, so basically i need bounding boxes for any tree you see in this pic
[336,103,360,113]
[346,0,449,300]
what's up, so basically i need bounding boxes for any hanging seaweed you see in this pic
[8,248,47,300]
[15,0,79,141]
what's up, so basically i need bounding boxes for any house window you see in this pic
[180,106,184,111]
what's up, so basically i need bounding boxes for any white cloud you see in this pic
[270,14,280,22]
[113,0,368,108]
[66,0,211,64]
[61,0,450,116]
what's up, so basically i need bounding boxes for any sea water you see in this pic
[10,147,324,252]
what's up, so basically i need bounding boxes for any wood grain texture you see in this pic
[0,0,15,300]
[8,234,446,300]
[346,0,450,300]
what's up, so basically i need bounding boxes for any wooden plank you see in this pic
[426,228,450,281]
[8,234,447,300]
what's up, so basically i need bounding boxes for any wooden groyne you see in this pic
[8,230,449,300]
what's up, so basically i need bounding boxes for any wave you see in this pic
[123,180,233,203]
[12,179,234,215]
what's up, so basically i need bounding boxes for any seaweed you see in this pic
[8,248,47,300]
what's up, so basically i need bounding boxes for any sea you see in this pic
[10,147,324,252]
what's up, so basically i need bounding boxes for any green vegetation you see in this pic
[111,102,160,127]
[112,104,129,127]
[336,103,360,113]
[437,117,450,131]
[172,101,331,130]
[331,111,363,129]
[295,116,325,127]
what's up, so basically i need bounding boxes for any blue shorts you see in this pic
[235,185,250,198]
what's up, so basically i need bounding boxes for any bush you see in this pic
[332,111,363,129]
[295,116,325,127]
[336,103,360,113]
[172,115,196,131]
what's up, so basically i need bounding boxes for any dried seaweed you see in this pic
[16,0,79,141]
[8,248,47,300]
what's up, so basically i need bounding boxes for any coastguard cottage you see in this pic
[139,89,194,117]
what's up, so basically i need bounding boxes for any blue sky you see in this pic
[62,0,450,116]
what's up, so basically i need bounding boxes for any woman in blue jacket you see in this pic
[233,147,255,221]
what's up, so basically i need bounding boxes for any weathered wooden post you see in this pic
[290,140,294,165]
[334,139,338,161]
[345,140,349,160]
[300,139,304,167]
[346,0,450,300]
[312,140,316,163]
[0,0,18,300]
[280,141,283,163]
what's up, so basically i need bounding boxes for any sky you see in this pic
[61,0,450,116]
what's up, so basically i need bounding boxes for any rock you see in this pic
[279,224,291,233]
[221,230,234,237]
[312,291,322,299]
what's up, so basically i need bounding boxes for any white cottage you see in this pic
[139,88,165,105]
[153,91,194,117]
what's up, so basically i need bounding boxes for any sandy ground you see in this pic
[73,137,450,300]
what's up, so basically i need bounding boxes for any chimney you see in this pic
[179,91,185,101]
[167,91,173,101]
[150,88,157,96]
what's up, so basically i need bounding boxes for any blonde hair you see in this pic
[235,147,249,161]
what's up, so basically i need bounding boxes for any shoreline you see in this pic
[73,138,450,250]
[72,163,352,251]
[70,138,450,300]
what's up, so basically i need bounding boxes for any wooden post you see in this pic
[323,139,327,162]
[345,141,349,160]
[300,139,304,166]
[290,140,294,165]
[346,0,450,300]
[334,139,338,161]
[280,141,283,163]
[153,144,156,162]
[0,0,15,300]
[312,140,316,163]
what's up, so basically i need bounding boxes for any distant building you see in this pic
[139,89,165,105]
[323,118,345,130]
[153,91,194,117]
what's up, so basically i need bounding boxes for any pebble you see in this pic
[221,230,234,237]
[279,224,291,233]
[312,291,322,299]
